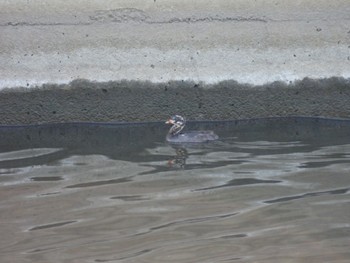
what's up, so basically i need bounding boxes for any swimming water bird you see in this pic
[165,115,219,143]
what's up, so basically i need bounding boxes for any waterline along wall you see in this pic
[0,1,349,124]
[1,78,350,125]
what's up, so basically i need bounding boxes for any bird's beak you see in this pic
[165,119,174,124]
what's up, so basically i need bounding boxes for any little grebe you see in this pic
[165,115,218,143]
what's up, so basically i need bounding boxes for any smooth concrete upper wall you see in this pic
[1,0,349,88]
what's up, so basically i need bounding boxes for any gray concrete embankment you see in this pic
[0,78,349,125]
[0,1,349,124]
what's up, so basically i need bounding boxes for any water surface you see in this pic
[0,118,349,263]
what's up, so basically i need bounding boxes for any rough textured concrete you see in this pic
[0,1,349,124]
[0,78,349,125]
[1,0,349,88]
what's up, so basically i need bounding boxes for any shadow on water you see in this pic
[0,117,350,169]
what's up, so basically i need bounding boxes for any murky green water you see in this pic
[0,118,349,263]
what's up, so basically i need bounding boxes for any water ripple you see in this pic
[28,220,77,231]
[65,177,132,188]
[95,248,154,262]
[1,119,350,262]
[264,188,349,204]
[195,178,282,191]
[139,212,239,235]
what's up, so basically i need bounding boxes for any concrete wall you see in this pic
[0,1,349,124]
[0,78,349,125]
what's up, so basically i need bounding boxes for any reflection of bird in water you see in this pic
[167,147,188,169]
[165,115,219,143]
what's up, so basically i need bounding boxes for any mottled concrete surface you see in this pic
[0,78,349,125]
[0,1,349,124]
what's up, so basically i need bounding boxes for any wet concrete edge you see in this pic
[0,77,349,125]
